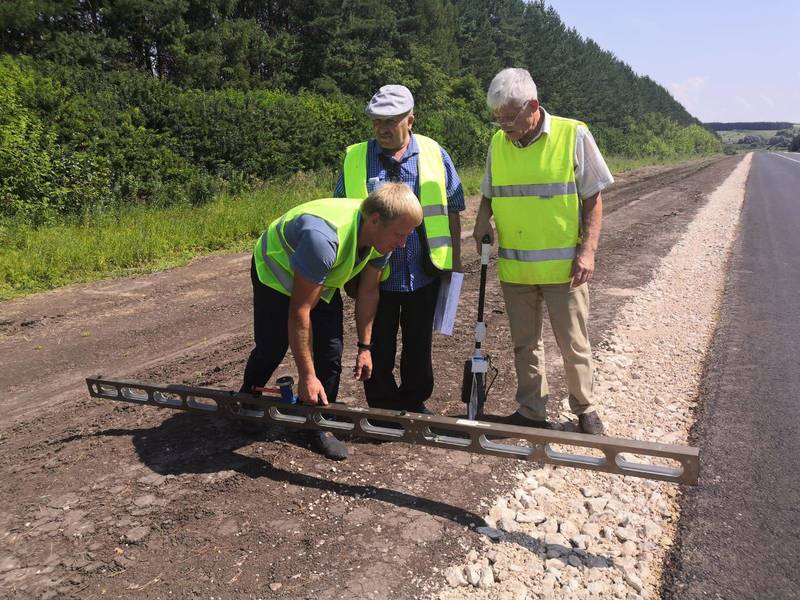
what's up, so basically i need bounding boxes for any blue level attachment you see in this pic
[276,375,299,404]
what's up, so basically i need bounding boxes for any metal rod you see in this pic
[85,377,699,485]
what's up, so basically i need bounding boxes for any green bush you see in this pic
[0,55,113,225]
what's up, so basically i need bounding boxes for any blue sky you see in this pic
[545,1,800,123]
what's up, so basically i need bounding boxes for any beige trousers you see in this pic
[500,281,594,420]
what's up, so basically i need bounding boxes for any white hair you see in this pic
[486,68,538,110]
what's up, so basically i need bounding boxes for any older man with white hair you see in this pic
[472,68,613,434]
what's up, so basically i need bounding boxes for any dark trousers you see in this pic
[241,259,343,401]
[364,278,440,410]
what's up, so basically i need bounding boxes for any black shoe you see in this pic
[308,431,348,460]
[503,411,553,429]
[407,404,433,415]
[578,411,605,435]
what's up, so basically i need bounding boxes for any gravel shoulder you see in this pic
[436,154,752,599]
[0,155,743,599]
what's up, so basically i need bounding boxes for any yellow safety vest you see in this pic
[490,116,583,284]
[342,134,452,272]
[253,198,384,303]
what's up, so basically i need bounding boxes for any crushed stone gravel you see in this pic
[435,153,753,600]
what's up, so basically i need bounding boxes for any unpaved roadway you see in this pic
[1,156,741,599]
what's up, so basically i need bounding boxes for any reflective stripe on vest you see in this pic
[490,116,582,285]
[342,134,452,271]
[253,198,381,303]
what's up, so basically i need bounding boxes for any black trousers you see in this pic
[241,259,343,402]
[364,278,440,410]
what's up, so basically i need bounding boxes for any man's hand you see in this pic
[353,348,373,381]
[571,248,595,286]
[472,217,494,254]
[298,375,329,405]
[472,196,495,253]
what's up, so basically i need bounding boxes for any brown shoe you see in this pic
[578,411,605,435]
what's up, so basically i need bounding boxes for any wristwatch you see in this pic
[357,341,373,351]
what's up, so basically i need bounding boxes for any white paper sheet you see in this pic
[433,272,464,336]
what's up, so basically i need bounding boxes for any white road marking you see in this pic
[770,152,800,165]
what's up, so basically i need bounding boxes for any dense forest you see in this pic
[1,0,721,226]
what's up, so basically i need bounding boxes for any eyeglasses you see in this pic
[490,101,529,129]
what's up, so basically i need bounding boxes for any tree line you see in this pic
[706,122,795,131]
[1,0,721,226]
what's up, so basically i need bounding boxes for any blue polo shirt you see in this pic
[285,214,390,285]
[334,134,465,292]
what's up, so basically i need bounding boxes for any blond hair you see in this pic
[360,182,423,225]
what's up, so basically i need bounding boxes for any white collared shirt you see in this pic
[480,107,614,200]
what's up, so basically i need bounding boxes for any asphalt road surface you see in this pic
[663,152,800,598]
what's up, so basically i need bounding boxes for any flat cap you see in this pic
[366,85,414,118]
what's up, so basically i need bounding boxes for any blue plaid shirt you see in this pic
[334,134,465,292]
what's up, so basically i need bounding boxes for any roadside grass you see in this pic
[604,153,717,173]
[0,155,716,301]
[0,170,335,300]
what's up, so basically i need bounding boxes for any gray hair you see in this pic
[486,68,538,110]
[360,182,423,225]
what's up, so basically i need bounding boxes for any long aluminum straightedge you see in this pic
[86,377,699,485]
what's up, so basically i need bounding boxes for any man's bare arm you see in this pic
[572,191,603,285]
[449,212,462,272]
[472,195,494,252]
[288,273,327,404]
[353,265,382,381]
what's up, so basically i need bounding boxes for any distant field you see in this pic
[717,126,799,144]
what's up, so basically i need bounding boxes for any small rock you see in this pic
[123,526,150,543]
[541,518,559,534]
[501,580,528,600]
[616,526,637,542]
[588,581,609,596]
[478,565,495,589]
[545,558,563,572]
[644,521,662,538]
[522,477,539,492]
[624,568,644,592]
[133,494,155,508]
[585,498,608,514]
[516,510,547,524]
[137,473,166,487]
[269,582,282,592]
[621,540,638,557]
[444,565,468,587]
[544,533,569,548]
[466,564,481,586]
[0,556,21,573]
[581,522,602,537]
[559,520,580,539]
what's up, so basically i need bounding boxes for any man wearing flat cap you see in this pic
[334,84,465,414]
